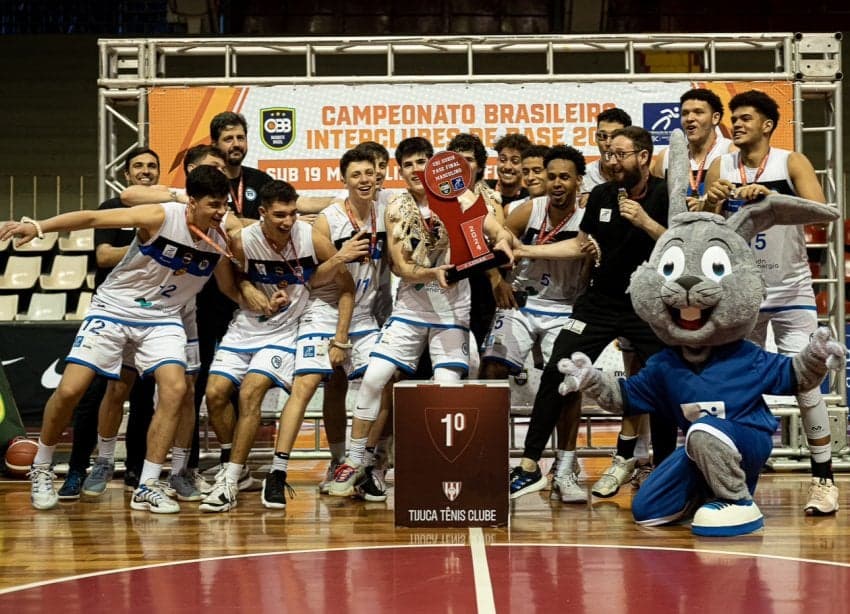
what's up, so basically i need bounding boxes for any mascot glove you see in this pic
[809,327,846,371]
[557,352,600,396]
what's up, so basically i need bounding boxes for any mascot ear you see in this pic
[666,129,690,221]
[727,194,839,242]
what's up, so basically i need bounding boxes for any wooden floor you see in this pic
[1,453,849,612]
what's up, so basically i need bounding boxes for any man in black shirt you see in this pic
[508,126,677,499]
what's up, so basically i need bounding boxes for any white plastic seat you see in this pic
[12,232,58,253]
[58,229,95,253]
[39,254,88,291]
[86,273,96,289]
[0,256,41,290]
[16,292,67,321]
[65,291,92,320]
[0,295,18,321]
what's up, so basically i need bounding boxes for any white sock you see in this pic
[809,443,833,464]
[272,452,289,473]
[33,439,56,466]
[226,462,244,483]
[555,450,576,478]
[329,441,346,462]
[170,447,190,475]
[348,437,367,466]
[97,435,117,460]
[139,460,163,486]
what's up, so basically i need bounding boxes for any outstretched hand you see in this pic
[557,352,600,396]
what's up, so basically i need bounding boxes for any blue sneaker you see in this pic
[510,465,547,499]
[82,457,114,497]
[58,468,86,500]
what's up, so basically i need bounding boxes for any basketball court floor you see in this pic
[1,432,848,613]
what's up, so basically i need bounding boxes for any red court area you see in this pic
[2,543,849,613]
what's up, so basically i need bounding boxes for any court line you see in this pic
[469,528,496,614]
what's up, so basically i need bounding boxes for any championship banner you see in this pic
[149,81,794,194]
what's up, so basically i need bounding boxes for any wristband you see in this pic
[329,338,353,350]
[20,216,44,240]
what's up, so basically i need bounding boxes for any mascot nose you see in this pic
[676,276,702,291]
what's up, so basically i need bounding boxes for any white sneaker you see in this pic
[318,459,341,494]
[199,474,239,513]
[130,479,181,514]
[550,458,581,500]
[592,455,637,498]
[29,464,58,510]
[237,465,262,492]
[551,472,587,503]
[692,499,763,537]
[328,459,363,497]
[804,477,839,515]
[188,468,211,495]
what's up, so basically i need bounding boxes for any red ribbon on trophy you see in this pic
[416,151,509,284]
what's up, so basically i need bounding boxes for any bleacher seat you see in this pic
[58,229,95,253]
[16,292,67,321]
[86,273,95,289]
[12,232,58,253]
[0,295,18,321]
[39,254,88,291]
[65,291,92,320]
[0,256,41,290]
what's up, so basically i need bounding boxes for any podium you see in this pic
[394,381,509,527]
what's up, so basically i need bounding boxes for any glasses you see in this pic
[603,150,640,162]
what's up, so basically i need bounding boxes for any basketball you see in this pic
[4,437,38,478]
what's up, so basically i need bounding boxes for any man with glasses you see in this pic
[509,126,677,500]
[582,108,633,197]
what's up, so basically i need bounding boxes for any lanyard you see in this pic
[263,230,304,283]
[536,201,575,245]
[738,149,770,186]
[229,174,244,215]
[688,133,717,195]
[185,209,237,265]
[344,198,378,255]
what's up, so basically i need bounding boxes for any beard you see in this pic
[226,149,245,166]
[615,165,643,190]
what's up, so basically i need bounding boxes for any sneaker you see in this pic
[261,470,295,510]
[130,479,181,514]
[509,465,547,499]
[199,473,239,513]
[691,499,763,537]
[188,468,211,495]
[592,455,637,498]
[29,464,58,510]
[237,465,262,492]
[318,458,342,494]
[124,469,140,492]
[169,470,202,502]
[82,457,115,497]
[630,463,654,490]
[804,477,839,515]
[328,459,363,497]
[549,458,581,500]
[354,466,388,502]
[57,468,86,500]
[551,472,588,503]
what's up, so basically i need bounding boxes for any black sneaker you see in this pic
[261,470,295,510]
[509,465,547,499]
[354,466,387,502]
[124,469,140,492]
[58,468,86,500]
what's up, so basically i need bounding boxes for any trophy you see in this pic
[416,151,509,284]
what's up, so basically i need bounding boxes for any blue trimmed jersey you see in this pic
[660,134,733,197]
[621,340,796,435]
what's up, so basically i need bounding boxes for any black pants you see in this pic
[68,375,154,474]
[522,291,678,464]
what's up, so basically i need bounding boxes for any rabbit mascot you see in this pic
[558,130,843,536]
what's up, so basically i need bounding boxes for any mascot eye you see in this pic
[701,245,733,281]
[657,245,686,279]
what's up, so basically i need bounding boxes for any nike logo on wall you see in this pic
[1,357,24,366]
[41,359,63,389]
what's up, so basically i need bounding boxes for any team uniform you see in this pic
[581,160,607,194]
[371,192,472,374]
[209,221,318,391]
[295,199,390,379]
[623,341,794,523]
[68,202,226,379]
[483,197,588,372]
[660,134,733,197]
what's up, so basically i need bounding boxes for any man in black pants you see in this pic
[56,147,159,498]
[509,126,678,498]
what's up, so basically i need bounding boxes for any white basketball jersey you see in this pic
[718,148,813,308]
[581,161,606,194]
[90,202,227,323]
[661,135,733,197]
[515,197,588,314]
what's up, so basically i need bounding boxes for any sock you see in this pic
[219,443,232,465]
[616,434,638,460]
[271,452,289,473]
[33,439,56,466]
[226,462,244,483]
[329,441,346,463]
[364,446,376,467]
[348,436,367,466]
[810,444,833,479]
[139,460,163,486]
[170,447,189,475]
[634,432,651,462]
[555,450,576,478]
[97,435,117,460]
